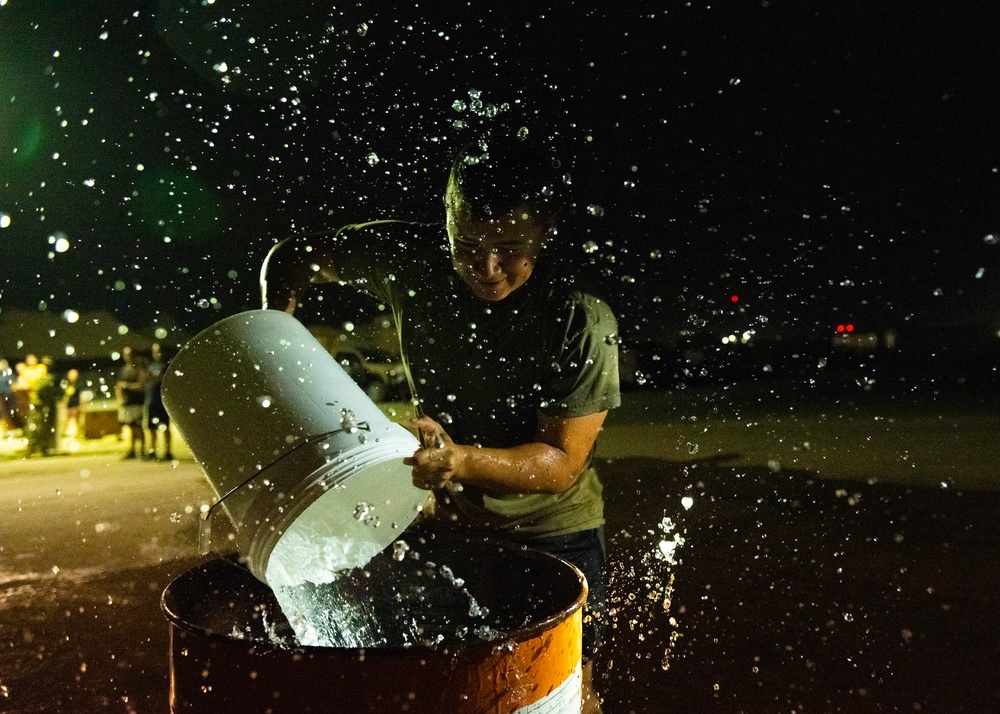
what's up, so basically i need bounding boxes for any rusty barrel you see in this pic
[162,531,586,713]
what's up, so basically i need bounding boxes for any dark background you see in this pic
[2,5,1000,711]
[2,0,999,367]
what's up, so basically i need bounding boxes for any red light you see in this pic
[730,295,739,303]
[836,325,845,333]
[846,324,854,333]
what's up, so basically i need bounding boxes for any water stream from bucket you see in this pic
[265,526,496,648]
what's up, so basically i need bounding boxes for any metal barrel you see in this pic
[162,532,586,713]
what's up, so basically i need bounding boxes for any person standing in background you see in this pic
[61,368,83,441]
[115,346,148,460]
[144,343,173,461]
[33,357,64,456]
[11,355,44,432]
[0,358,14,435]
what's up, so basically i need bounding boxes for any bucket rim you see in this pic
[239,431,422,581]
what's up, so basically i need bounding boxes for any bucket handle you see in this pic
[197,415,373,556]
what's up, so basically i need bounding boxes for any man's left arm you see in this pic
[404,410,607,494]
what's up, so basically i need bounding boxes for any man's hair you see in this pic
[446,127,570,222]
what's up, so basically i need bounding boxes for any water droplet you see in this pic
[586,204,605,217]
[984,233,999,245]
[341,408,359,432]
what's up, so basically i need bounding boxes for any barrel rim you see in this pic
[161,541,587,656]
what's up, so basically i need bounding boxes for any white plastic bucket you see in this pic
[161,310,424,584]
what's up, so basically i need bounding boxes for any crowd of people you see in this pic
[0,344,173,461]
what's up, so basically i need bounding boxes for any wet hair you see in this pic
[446,127,570,222]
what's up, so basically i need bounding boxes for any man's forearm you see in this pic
[453,441,583,495]
[261,239,309,311]
[260,235,342,311]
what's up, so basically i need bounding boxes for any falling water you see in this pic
[265,527,494,648]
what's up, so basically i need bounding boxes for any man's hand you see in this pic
[403,410,608,495]
[403,416,466,490]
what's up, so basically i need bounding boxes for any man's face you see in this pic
[446,201,552,302]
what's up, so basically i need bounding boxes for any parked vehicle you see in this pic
[332,347,409,402]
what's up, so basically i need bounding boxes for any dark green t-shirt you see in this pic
[332,220,621,540]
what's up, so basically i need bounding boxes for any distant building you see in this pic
[0,308,151,361]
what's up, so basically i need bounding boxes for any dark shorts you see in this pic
[527,527,607,661]
[145,400,170,428]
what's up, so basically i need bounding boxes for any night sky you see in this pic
[2,0,998,353]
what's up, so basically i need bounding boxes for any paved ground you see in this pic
[1,383,998,712]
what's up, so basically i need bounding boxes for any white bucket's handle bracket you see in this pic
[196,422,373,556]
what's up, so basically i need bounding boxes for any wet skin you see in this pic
[446,200,554,303]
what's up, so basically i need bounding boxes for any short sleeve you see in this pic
[540,292,621,418]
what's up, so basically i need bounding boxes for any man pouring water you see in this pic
[260,127,620,711]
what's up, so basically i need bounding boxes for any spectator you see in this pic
[144,343,173,461]
[31,357,64,456]
[115,346,148,460]
[11,355,44,431]
[0,358,14,434]
[61,368,83,440]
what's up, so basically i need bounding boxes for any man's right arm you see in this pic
[260,234,341,314]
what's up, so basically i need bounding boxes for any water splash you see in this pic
[266,533,496,649]
[607,508,687,674]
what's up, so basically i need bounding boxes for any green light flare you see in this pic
[4,117,44,165]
